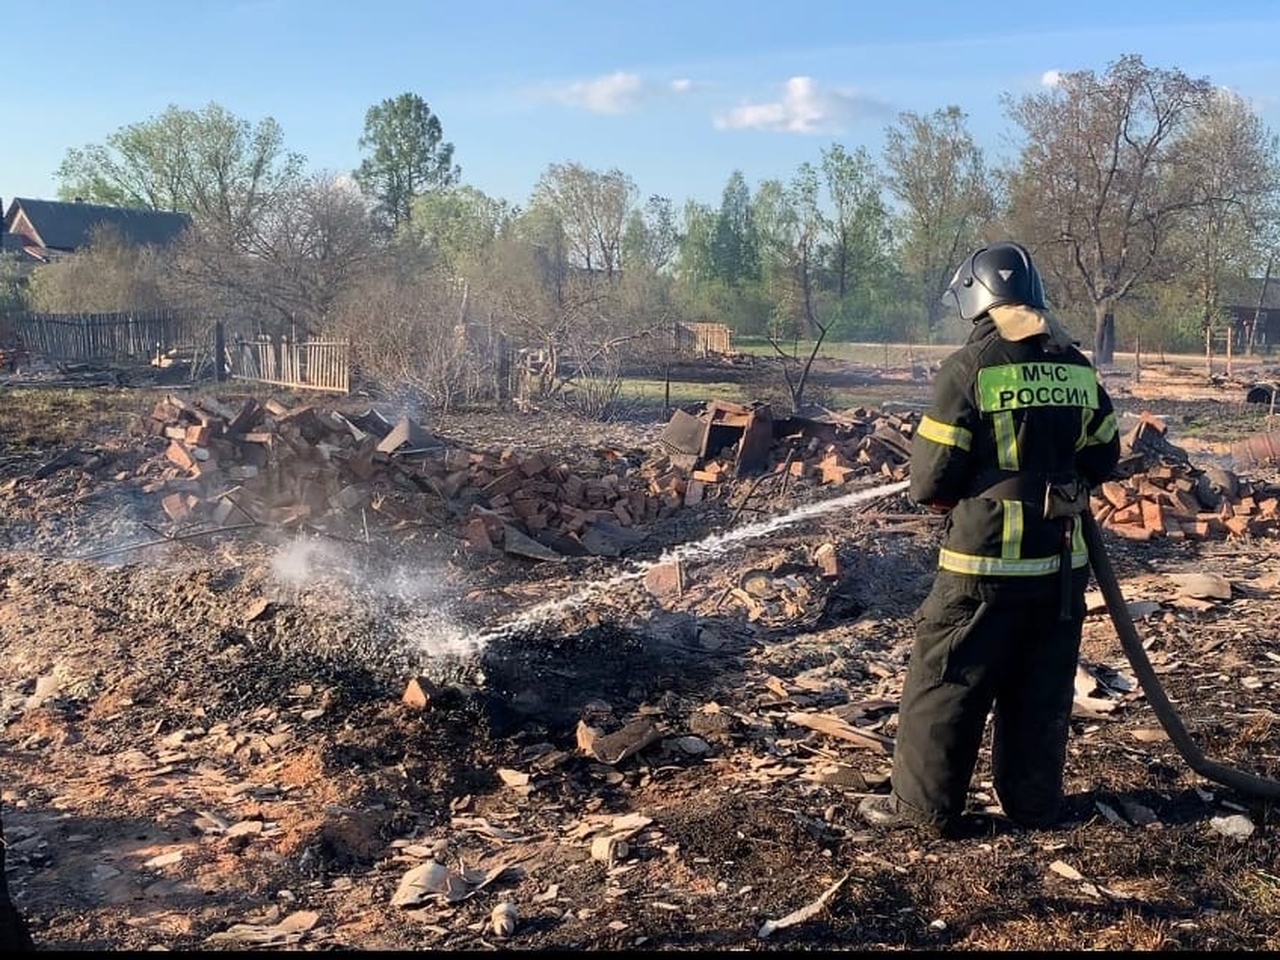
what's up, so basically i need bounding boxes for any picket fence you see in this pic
[227,335,350,394]
[14,310,188,362]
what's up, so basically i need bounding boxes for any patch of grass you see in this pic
[1237,870,1280,917]
[619,378,750,406]
[735,337,952,368]
[1174,407,1278,442]
[0,387,156,449]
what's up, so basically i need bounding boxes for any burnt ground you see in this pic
[2,354,1280,951]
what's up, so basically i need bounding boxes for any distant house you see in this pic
[1222,275,1280,352]
[1,196,192,266]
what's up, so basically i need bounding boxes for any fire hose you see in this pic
[1083,510,1280,800]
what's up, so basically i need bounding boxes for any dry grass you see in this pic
[0,387,157,449]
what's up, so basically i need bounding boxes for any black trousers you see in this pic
[888,568,1087,828]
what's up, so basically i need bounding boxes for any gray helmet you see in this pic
[943,241,1046,322]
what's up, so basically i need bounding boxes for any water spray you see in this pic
[475,477,911,644]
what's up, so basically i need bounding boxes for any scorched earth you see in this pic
[1,356,1279,952]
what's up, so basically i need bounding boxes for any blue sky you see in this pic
[4,0,1280,211]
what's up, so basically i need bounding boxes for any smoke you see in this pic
[262,477,911,673]
[268,532,485,664]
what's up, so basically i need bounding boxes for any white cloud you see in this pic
[712,76,886,134]
[545,71,693,114]
[1041,69,1064,87]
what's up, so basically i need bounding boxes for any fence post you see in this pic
[214,321,226,382]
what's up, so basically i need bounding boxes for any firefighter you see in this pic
[858,240,1120,837]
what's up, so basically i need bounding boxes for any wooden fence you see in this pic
[228,335,350,394]
[14,310,189,362]
[675,321,733,357]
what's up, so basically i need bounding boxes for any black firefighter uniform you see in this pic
[888,306,1121,829]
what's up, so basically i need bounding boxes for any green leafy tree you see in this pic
[673,199,718,313]
[56,102,304,245]
[689,171,769,333]
[354,93,460,231]
[531,162,638,278]
[0,254,28,313]
[818,143,897,337]
[618,195,682,359]
[754,166,823,337]
[711,171,760,286]
[882,107,996,336]
[621,195,679,274]
[1165,87,1280,340]
[407,185,516,273]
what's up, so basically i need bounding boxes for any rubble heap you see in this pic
[1092,411,1279,542]
[140,396,1279,553]
[143,396,918,559]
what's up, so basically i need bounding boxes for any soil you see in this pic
[3,354,1280,951]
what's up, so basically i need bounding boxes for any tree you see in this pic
[474,205,607,405]
[56,102,304,245]
[531,163,638,278]
[711,171,760,286]
[617,194,681,362]
[0,253,29,313]
[331,258,472,413]
[171,173,382,337]
[753,167,830,411]
[1166,88,1280,344]
[680,171,772,334]
[818,143,898,339]
[1003,55,1215,364]
[621,195,679,274]
[882,107,996,336]
[673,199,718,313]
[354,93,460,231]
[406,185,516,274]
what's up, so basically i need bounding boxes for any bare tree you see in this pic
[331,260,471,413]
[474,209,605,404]
[171,173,382,337]
[25,224,172,313]
[1003,55,1214,365]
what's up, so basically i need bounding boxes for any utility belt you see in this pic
[973,472,1091,621]
[972,473,1090,520]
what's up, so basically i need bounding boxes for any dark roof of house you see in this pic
[4,197,191,251]
[0,231,45,263]
[1222,275,1280,311]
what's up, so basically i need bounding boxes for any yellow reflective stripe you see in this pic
[993,411,1019,469]
[1085,411,1118,446]
[1002,499,1024,558]
[1076,408,1091,451]
[918,415,972,451]
[939,549,1060,576]
[938,544,1089,576]
[1072,518,1086,561]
